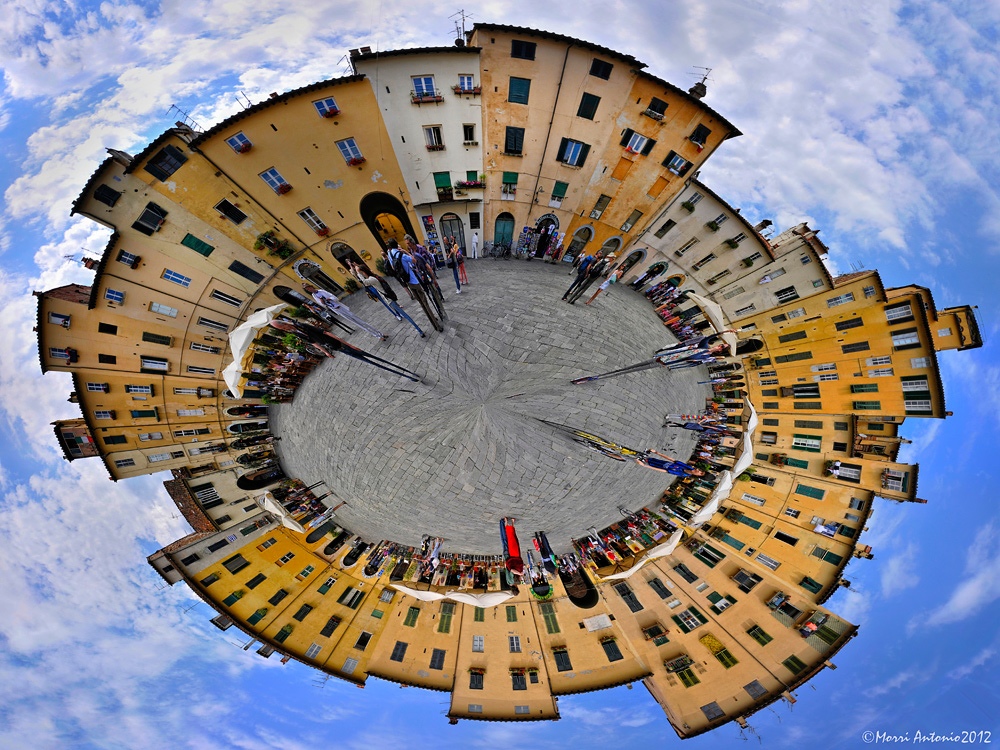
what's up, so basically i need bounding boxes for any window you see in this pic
[756,552,781,570]
[620,129,655,155]
[509,635,522,653]
[734,304,756,317]
[693,543,725,568]
[506,605,518,623]
[97,322,118,336]
[336,138,363,163]
[180,233,214,257]
[354,632,372,651]
[469,671,484,690]
[138,432,162,441]
[186,366,215,375]
[143,146,187,181]
[260,167,289,193]
[677,668,700,687]
[692,253,716,271]
[132,203,168,235]
[101,288,125,306]
[147,452,172,463]
[885,302,914,322]
[94,184,122,207]
[620,209,643,232]
[800,576,823,594]
[675,237,699,257]
[313,96,340,117]
[742,492,766,507]
[539,602,560,633]
[779,330,808,343]
[911,357,930,368]
[791,434,822,452]
[714,649,738,668]
[905,398,932,413]
[690,124,712,147]
[403,606,420,627]
[510,672,528,691]
[939,327,952,337]
[662,151,693,176]
[673,563,698,583]
[589,194,612,220]
[892,328,921,349]
[556,138,591,167]
[549,180,568,207]
[827,292,855,308]
[783,655,807,674]
[162,269,191,288]
[429,648,446,670]
[748,625,772,646]
[590,58,613,78]
[303,643,322,659]
[613,582,643,612]
[508,76,531,104]
[787,307,807,318]
[338,587,364,608]
[794,484,825,500]
[863,285,877,297]
[189,343,221,355]
[504,126,525,155]
[654,219,676,238]
[225,132,252,152]
[342,657,359,675]
[438,602,455,634]
[472,635,484,653]
[511,39,536,59]
[215,199,247,224]
[467,704,483,714]
[853,400,881,411]
[113,458,135,469]
[645,97,668,117]
[142,332,171,346]
[842,341,871,354]
[422,125,444,150]
[292,603,314,622]
[390,641,408,662]
[867,367,894,378]
[103,435,126,445]
[174,428,210,437]
[473,607,485,622]
[462,123,476,143]
[229,260,265,284]
[601,639,624,662]
[319,616,341,637]
[774,531,800,546]
[673,606,708,633]
[577,92,600,119]
[116,249,138,268]
[458,74,475,91]
[223,554,250,574]
[139,356,168,372]
[775,286,800,303]
[785,508,801,519]
[197,317,228,332]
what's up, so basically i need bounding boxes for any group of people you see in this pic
[561,250,624,306]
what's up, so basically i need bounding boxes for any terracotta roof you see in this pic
[163,476,216,533]
[351,45,481,63]
[635,70,742,139]
[471,23,645,68]
[189,75,367,148]
[690,179,768,249]
[70,156,116,216]
[86,232,119,309]
[122,128,187,175]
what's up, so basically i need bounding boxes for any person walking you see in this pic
[567,253,615,304]
[302,283,386,341]
[269,319,421,382]
[445,241,462,294]
[457,246,469,285]
[500,517,525,591]
[471,231,479,259]
[585,268,622,306]
[349,261,426,338]
[387,239,444,332]
[562,250,600,301]
[406,235,447,319]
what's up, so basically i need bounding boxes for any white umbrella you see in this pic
[685,291,738,356]
[229,302,291,366]
[222,360,245,398]
[257,491,306,534]
[445,591,515,608]
[688,470,735,527]
[391,584,448,602]
[602,530,685,581]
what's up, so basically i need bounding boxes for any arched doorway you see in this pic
[613,249,645,277]
[664,274,686,288]
[563,225,594,263]
[228,421,269,433]
[494,212,515,247]
[439,212,466,253]
[293,259,343,294]
[533,213,559,258]
[599,237,622,257]
[359,192,418,249]
[330,242,365,274]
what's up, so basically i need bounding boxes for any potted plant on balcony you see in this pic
[741,257,755,267]
[237,142,252,153]
[705,220,720,231]
[254,230,278,251]
[316,227,330,237]
[347,156,366,166]
[271,239,294,259]
[681,200,696,212]
[725,238,740,249]
[276,183,292,195]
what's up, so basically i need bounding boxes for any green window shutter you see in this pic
[800,577,823,593]
[794,484,825,499]
[678,669,700,687]
[748,626,772,645]
[853,400,882,410]
[706,592,722,604]
[551,180,568,198]
[775,351,812,363]
[783,655,807,674]
[433,172,452,188]
[508,76,531,103]
[793,420,823,429]
[502,171,519,185]
[474,607,485,622]
[403,606,420,627]
[540,602,560,634]
[181,233,215,256]
[141,332,171,346]
[784,457,809,469]
[671,615,691,633]
[736,514,762,530]
[104,435,127,445]
[721,533,746,550]
[793,402,823,410]
[691,606,709,624]
[850,383,879,393]
[778,330,808,343]
[438,602,455,633]
[506,605,518,622]
[577,92,600,119]
[466,170,478,181]
[823,551,844,565]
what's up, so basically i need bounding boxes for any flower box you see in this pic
[705,220,720,232]
[315,227,330,237]
[237,142,252,153]
[411,92,443,104]
[642,108,665,121]
[681,201,696,212]
[321,108,341,118]
[276,183,292,195]
[426,144,446,151]
[130,255,142,269]
[452,85,482,95]
[455,181,485,189]
[741,257,755,267]
[725,238,740,249]
[347,156,366,166]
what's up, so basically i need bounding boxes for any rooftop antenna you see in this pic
[166,104,202,132]
[449,9,473,42]
[235,91,253,110]
[688,66,713,99]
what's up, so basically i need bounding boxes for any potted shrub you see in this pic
[725,238,740,249]
[254,230,278,251]
[343,278,360,294]
[321,108,340,118]
[316,227,330,237]
[706,220,720,231]
[237,142,252,153]
[276,183,292,195]
[681,200,696,212]
[347,156,366,166]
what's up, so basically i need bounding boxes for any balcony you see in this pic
[347,156,366,167]
[641,107,665,122]
[452,85,481,95]
[275,183,292,195]
[411,91,444,104]
[426,144,446,152]
[320,108,341,118]
[455,180,485,189]
[663,654,694,673]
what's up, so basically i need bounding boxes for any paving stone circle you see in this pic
[271,260,709,554]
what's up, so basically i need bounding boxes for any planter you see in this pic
[321,108,341,118]
[642,108,665,121]
[455,181,485,189]
[237,142,252,153]
[681,201,696,212]
[316,227,330,237]
[347,157,366,166]
[426,144,446,151]
[706,220,720,232]
[725,239,740,249]
[276,183,292,195]
[741,258,755,267]
[452,85,482,95]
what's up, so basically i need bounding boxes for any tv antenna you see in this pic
[166,104,202,132]
[691,66,713,84]
[235,91,253,110]
[450,9,473,41]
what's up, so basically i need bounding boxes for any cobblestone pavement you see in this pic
[271,259,710,554]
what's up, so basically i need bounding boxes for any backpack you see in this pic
[387,248,407,281]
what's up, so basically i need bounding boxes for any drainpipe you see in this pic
[526,43,572,226]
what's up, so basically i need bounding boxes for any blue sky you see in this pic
[1,1,999,748]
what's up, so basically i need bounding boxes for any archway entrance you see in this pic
[359,192,418,250]
[614,249,645,277]
[533,213,558,258]
[293,260,343,294]
[599,237,622,257]
[563,225,594,263]
[494,212,515,247]
[664,274,685,287]
[439,213,466,253]
[330,242,366,273]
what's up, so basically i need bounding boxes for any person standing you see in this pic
[446,241,462,294]
[562,251,600,301]
[387,239,444,332]
[349,261,426,338]
[302,283,386,341]
[470,231,479,259]
[457,246,469,285]
[500,517,525,590]
[585,268,623,306]
[568,253,615,304]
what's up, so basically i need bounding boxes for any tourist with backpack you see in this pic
[386,239,444,332]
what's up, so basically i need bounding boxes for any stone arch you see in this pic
[532,213,559,258]
[359,192,418,249]
[292,259,343,294]
[493,212,515,247]
[562,224,594,262]
[613,248,645,277]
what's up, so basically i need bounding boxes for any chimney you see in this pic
[82,257,100,270]
[688,81,707,99]
[753,219,773,232]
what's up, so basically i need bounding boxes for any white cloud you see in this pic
[947,646,998,681]
[863,666,931,698]
[920,520,1000,628]
[879,543,920,598]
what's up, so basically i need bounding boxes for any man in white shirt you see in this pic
[470,231,479,259]
[302,284,386,340]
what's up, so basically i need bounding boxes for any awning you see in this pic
[257,491,306,534]
[602,529,685,581]
[688,398,758,529]
[224,303,292,393]
[684,291,738,356]
[222,361,245,398]
[445,591,515,607]
[391,584,448,602]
